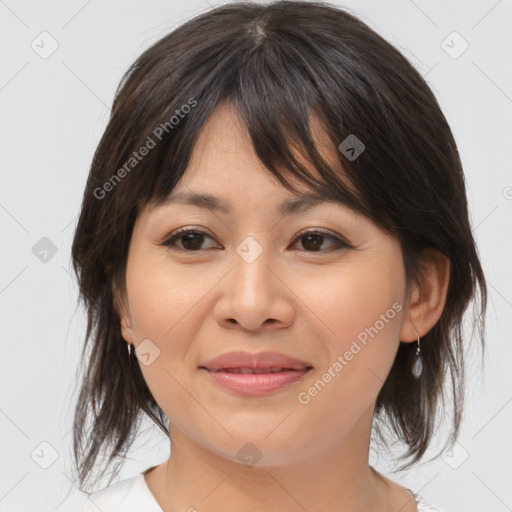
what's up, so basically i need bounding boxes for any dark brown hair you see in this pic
[70,0,487,491]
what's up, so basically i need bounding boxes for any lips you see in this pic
[199,351,313,396]
[200,350,313,372]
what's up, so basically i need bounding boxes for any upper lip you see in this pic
[200,351,313,371]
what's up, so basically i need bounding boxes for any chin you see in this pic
[197,424,311,468]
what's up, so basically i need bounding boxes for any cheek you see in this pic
[125,243,212,343]
[291,262,404,439]
[125,272,200,420]
[297,254,405,380]
[123,251,219,414]
[304,259,402,331]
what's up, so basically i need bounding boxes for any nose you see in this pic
[213,246,296,333]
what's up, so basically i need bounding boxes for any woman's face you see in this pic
[117,103,414,466]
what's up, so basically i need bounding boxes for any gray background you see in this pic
[1,0,511,511]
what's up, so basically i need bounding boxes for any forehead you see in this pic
[140,99,372,229]
[172,101,349,196]
[208,101,338,154]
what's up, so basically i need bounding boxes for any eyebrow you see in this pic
[160,191,332,216]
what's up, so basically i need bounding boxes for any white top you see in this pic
[82,471,445,512]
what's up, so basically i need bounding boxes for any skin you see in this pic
[116,102,450,512]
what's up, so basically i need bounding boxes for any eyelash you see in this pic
[160,227,352,253]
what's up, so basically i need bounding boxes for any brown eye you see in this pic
[161,228,217,251]
[161,227,351,253]
[292,229,351,252]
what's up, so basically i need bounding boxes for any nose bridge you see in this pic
[232,234,275,306]
[214,234,295,331]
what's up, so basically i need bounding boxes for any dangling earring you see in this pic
[411,329,423,379]
[127,343,133,358]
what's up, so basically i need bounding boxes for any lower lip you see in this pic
[203,368,312,396]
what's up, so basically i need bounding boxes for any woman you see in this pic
[71,2,487,511]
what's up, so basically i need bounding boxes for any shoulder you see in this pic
[408,489,446,512]
[82,472,162,512]
[371,467,446,512]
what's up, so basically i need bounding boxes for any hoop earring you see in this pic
[412,329,423,379]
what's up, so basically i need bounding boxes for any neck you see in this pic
[146,405,393,512]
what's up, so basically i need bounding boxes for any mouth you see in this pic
[199,350,313,396]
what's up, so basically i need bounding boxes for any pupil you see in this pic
[303,234,322,251]
[182,233,203,250]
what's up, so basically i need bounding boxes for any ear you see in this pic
[399,248,450,342]
[112,279,135,345]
